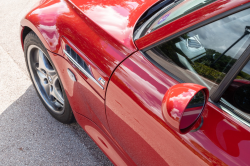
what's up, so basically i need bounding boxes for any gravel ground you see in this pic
[0,0,112,165]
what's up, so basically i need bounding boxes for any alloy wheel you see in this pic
[27,45,65,114]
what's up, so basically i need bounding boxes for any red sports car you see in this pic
[20,0,250,165]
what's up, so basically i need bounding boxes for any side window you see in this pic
[142,0,216,36]
[144,8,250,94]
[221,60,250,121]
[134,0,216,39]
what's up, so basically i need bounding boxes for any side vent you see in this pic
[63,44,104,89]
[65,45,91,75]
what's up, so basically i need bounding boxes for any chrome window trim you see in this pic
[219,99,250,128]
[63,50,104,90]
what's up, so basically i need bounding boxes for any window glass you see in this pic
[222,60,250,114]
[142,0,216,36]
[145,8,250,92]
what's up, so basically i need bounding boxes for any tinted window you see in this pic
[141,0,216,37]
[222,60,250,114]
[145,9,250,92]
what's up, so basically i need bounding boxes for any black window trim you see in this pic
[140,2,250,126]
[210,44,250,102]
[134,0,183,40]
[141,2,250,101]
[142,2,250,52]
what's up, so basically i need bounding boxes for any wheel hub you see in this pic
[27,45,65,114]
[47,75,53,83]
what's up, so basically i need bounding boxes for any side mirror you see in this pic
[162,83,209,134]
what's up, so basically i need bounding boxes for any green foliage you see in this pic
[155,35,240,85]
[195,49,237,74]
[192,62,225,83]
[237,71,250,81]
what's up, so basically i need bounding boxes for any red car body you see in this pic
[20,0,250,165]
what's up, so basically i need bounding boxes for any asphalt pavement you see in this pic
[0,0,112,165]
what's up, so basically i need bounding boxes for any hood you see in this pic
[67,0,158,50]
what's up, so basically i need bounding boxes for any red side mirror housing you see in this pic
[162,83,209,134]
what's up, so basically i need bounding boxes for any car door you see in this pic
[106,1,250,165]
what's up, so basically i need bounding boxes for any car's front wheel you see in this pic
[24,31,74,123]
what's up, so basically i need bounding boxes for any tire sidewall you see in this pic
[24,31,74,124]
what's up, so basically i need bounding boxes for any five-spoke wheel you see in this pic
[24,32,74,123]
[27,45,65,114]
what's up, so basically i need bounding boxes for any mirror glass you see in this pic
[180,90,205,130]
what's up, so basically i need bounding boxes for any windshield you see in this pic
[138,0,216,38]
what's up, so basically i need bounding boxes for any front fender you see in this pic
[20,19,51,51]
[20,0,68,53]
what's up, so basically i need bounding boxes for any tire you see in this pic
[24,31,74,124]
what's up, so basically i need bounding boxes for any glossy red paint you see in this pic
[46,50,111,133]
[135,0,250,50]
[162,83,209,133]
[195,102,250,165]
[67,0,158,51]
[60,37,108,98]
[20,0,250,165]
[20,0,136,78]
[20,0,140,134]
[106,51,250,165]
[106,52,206,165]
[74,112,136,166]
[20,18,51,51]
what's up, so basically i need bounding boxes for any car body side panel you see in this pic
[20,0,135,132]
[20,0,250,165]
[74,111,136,166]
[60,37,108,98]
[106,51,250,165]
[20,19,50,52]
[67,0,158,51]
[47,50,112,133]
[135,0,250,50]
[20,0,133,77]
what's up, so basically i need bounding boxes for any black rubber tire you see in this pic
[24,31,74,124]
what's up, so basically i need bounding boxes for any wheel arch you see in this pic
[20,19,52,52]
[20,0,65,53]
